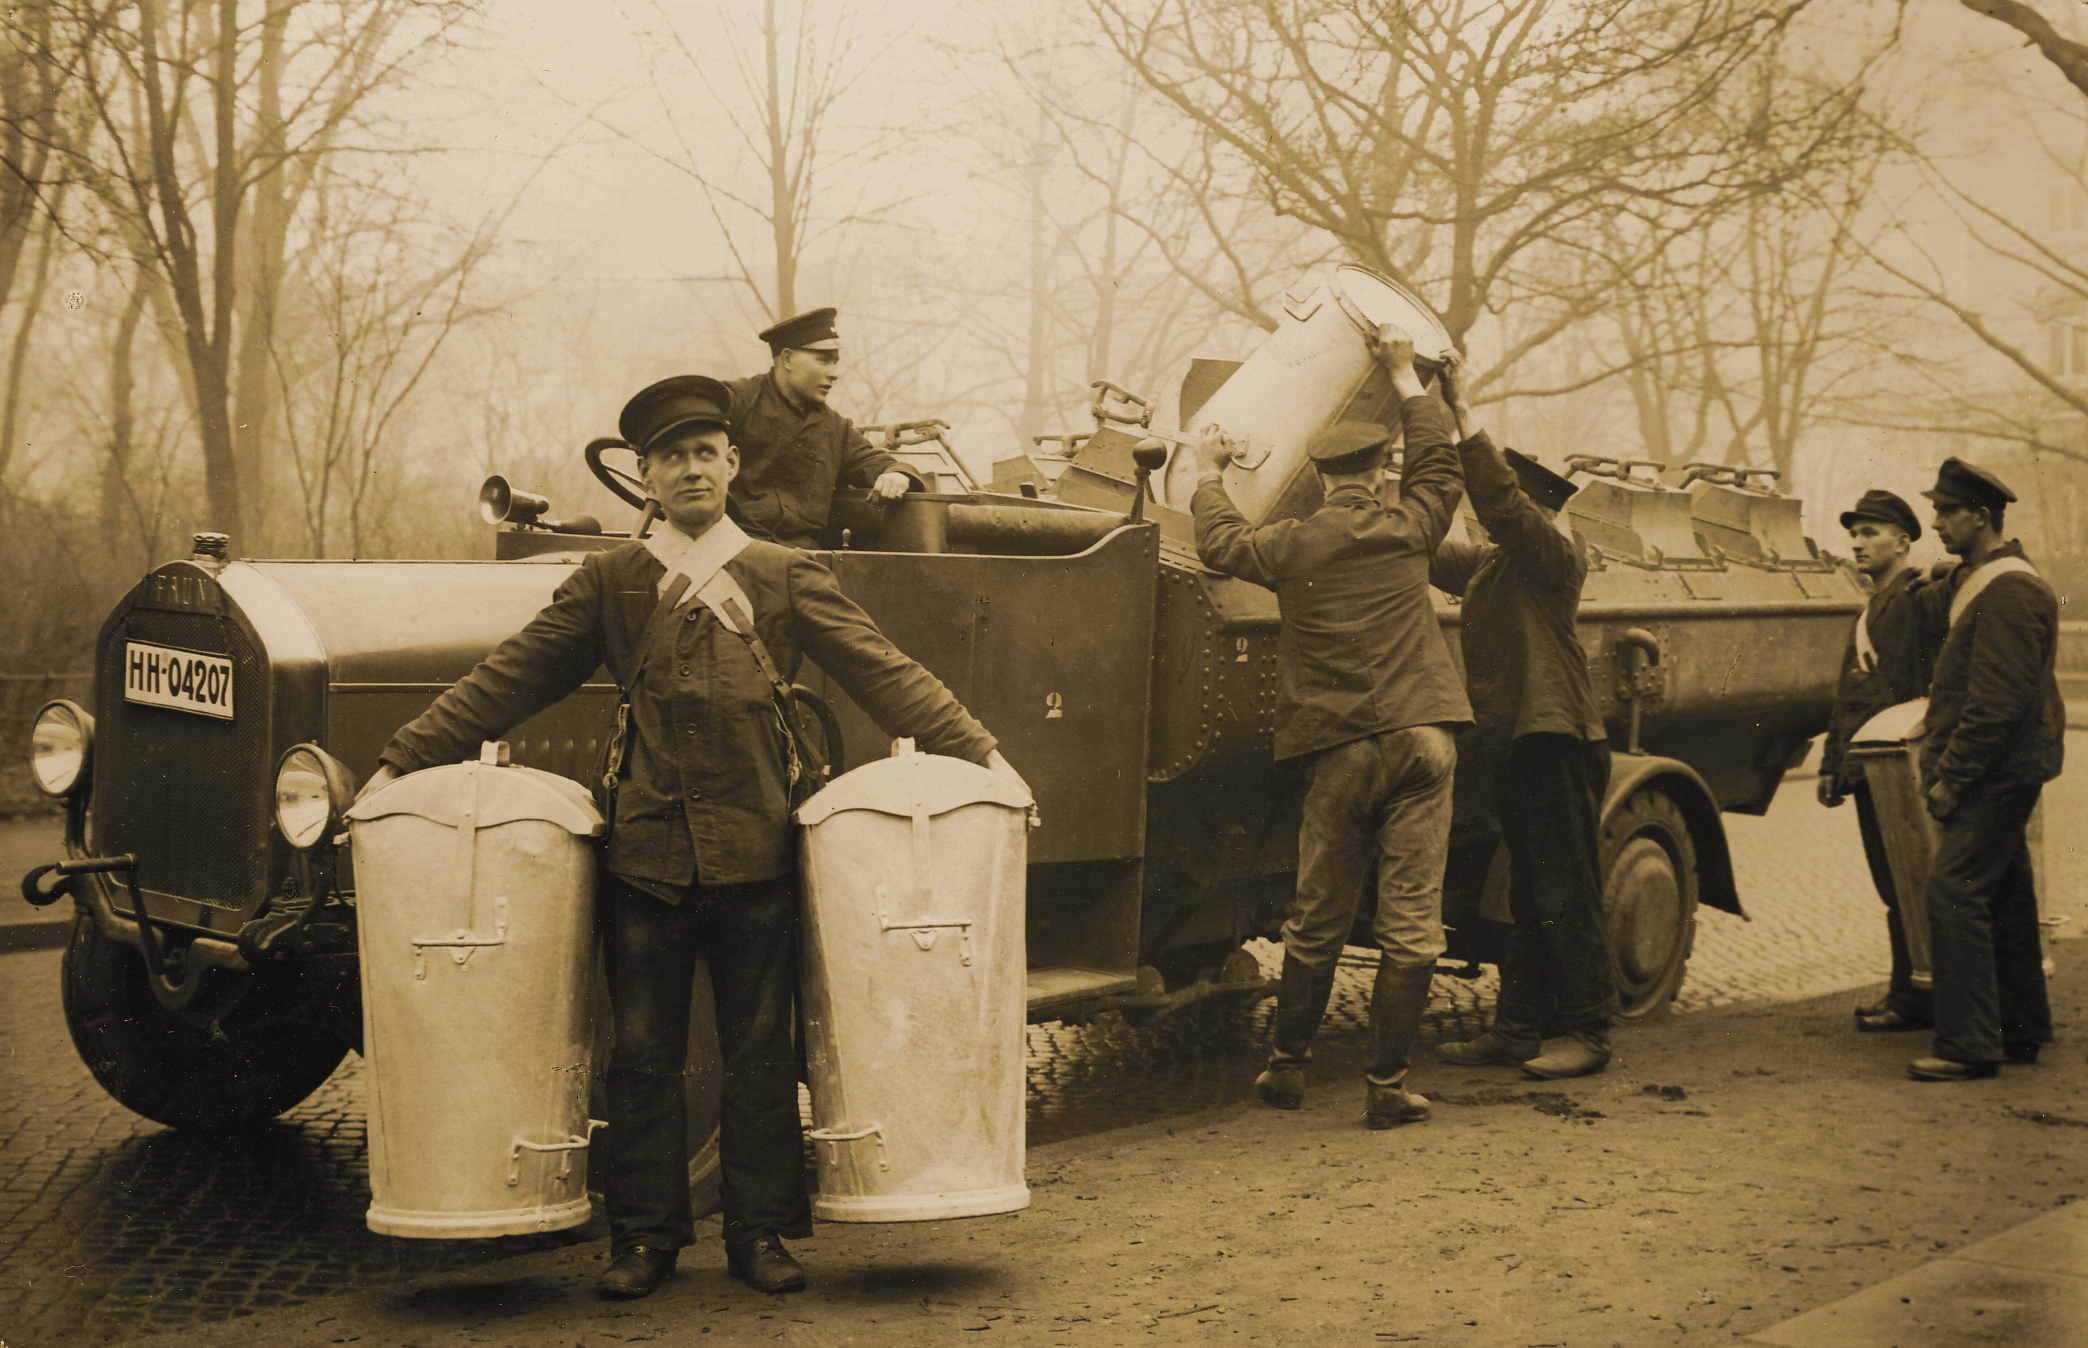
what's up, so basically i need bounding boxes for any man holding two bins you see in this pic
[1191,327,1472,1129]
[1426,359,1619,1080]
[361,374,1020,1297]
[1815,489,1936,1035]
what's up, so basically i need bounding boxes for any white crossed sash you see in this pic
[1948,555,2039,629]
[645,515,758,625]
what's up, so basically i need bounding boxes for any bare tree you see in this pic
[1962,0,2088,100]
[38,0,473,549]
[619,0,898,325]
[1082,0,1888,401]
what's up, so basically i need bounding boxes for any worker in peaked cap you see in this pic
[720,306,922,548]
[1304,420,1392,474]
[1901,452,2062,1085]
[1840,488,1921,542]
[1426,355,1616,1084]
[1192,325,1472,1131]
[1817,486,1937,1037]
[366,363,1023,1297]
[1503,447,1577,514]
[1921,456,2017,513]
[619,375,733,453]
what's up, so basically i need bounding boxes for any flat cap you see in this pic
[1839,488,1920,541]
[1306,421,1391,472]
[1921,456,2016,511]
[619,375,732,454]
[760,307,840,354]
[1506,448,1577,513]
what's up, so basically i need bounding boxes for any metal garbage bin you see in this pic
[346,743,605,1238]
[795,739,1034,1222]
[1846,700,1937,992]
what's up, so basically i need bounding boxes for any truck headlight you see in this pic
[274,744,358,851]
[30,700,93,799]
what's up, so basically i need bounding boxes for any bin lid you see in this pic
[795,745,1032,827]
[1848,698,1929,748]
[346,759,604,836]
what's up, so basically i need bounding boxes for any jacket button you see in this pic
[679,664,691,675]
[688,787,702,799]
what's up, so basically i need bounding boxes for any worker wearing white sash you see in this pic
[1904,457,2065,1082]
[363,375,1020,1296]
[1816,490,1936,1034]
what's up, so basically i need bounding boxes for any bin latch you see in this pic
[875,883,974,966]
[807,1123,889,1171]
[411,894,510,978]
[507,1117,607,1185]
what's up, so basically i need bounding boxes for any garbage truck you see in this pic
[19,264,1863,1154]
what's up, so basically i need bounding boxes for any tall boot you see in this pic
[1364,961,1437,1129]
[1256,951,1339,1110]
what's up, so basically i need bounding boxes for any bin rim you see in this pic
[795,747,1031,827]
[1847,697,1930,750]
[345,758,604,836]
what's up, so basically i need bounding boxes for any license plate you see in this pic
[123,641,235,720]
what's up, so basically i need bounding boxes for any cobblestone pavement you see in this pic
[3,741,2082,1345]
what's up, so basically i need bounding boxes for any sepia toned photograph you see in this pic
[2,1,2083,1344]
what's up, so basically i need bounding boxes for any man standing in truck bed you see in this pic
[1190,327,1471,1129]
[723,307,921,547]
[1425,358,1618,1080]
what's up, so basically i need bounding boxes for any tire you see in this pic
[60,912,349,1130]
[1599,787,1700,1022]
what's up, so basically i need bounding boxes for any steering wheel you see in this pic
[585,437,650,511]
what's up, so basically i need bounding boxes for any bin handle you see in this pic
[807,1123,890,1171]
[508,1118,606,1184]
[410,895,509,978]
[875,884,974,966]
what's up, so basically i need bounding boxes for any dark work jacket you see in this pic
[724,373,922,548]
[1917,540,2065,795]
[1191,395,1473,762]
[1819,567,1934,792]
[381,538,995,889]
[1428,431,1605,769]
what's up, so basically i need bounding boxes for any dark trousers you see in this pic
[1851,780,1931,1020]
[1493,735,1619,1031]
[1927,785,2052,1064]
[600,874,811,1253]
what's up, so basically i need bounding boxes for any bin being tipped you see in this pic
[795,739,1035,1222]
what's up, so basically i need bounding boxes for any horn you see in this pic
[478,475,550,526]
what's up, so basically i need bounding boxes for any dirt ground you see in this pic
[92,940,2085,1348]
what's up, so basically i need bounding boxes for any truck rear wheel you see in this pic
[60,912,349,1129]
[1600,788,1700,1021]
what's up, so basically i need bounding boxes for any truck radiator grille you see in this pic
[94,610,268,910]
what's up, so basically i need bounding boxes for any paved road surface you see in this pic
[2,738,2082,1344]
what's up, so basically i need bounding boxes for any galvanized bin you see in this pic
[795,741,1033,1222]
[346,745,605,1238]
[1846,699,1937,991]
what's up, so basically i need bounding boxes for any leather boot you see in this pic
[1257,951,1339,1109]
[1363,961,1436,1128]
[1523,1025,1611,1080]
[1435,1009,1543,1066]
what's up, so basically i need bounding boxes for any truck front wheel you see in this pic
[1600,788,1700,1021]
[60,912,349,1130]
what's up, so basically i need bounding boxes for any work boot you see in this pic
[1522,1026,1612,1080]
[1364,1079,1432,1129]
[726,1231,807,1294]
[597,1246,677,1299]
[1435,1010,1543,1067]
[1363,961,1437,1090]
[1256,951,1339,1110]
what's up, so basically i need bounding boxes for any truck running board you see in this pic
[1026,967,1139,1013]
